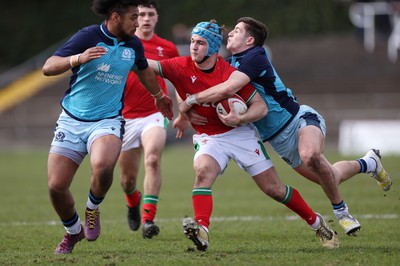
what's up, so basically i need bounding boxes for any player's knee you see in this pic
[48,177,69,195]
[194,167,208,180]
[92,165,114,189]
[300,150,321,169]
[48,186,62,199]
[120,173,136,191]
[193,165,214,186]
[144,153,160,170]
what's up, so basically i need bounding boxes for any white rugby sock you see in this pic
[361,155,378,173]
[65,217,82,235]
[310,215,321,230]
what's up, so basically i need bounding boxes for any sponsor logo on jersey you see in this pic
[95,66,123,84]
[97,63,110,72]
[191,76,197,83]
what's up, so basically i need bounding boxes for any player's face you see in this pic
[227,22,251,54]
[137,6,158,35]
[190,35,208,63]
[117,6,139,41]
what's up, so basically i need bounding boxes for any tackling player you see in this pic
[179,17,392,237]
[148,20,339,251]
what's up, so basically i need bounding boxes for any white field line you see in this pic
[0,214,398,227]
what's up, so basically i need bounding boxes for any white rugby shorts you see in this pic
[193,124,273,177]
[122,112,168,151]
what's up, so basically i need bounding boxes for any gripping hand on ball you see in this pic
[218,104,243,127]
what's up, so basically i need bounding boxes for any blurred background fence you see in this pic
[0,0,399,153]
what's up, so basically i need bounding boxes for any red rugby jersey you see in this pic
[159,56,257,135]
[123,34,179,119]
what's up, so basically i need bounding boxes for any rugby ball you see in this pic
[216,94,248,116]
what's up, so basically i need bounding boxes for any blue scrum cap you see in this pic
[191,21,223,56]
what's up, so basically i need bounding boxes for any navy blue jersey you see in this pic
[228,46,299,141]
[54,22,148,121]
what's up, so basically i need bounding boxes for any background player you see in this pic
[119,0,180,239]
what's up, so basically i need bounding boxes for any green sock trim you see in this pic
[144,195,159,204]
[126,187,136,195]
[192,187,212,196]
[281,185,292,204]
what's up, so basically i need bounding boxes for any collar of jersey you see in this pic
[100,21,125,46]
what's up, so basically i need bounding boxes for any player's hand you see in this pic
[186,109,207,126]
[218,103,242,127]
[155,96,174,120]
[79,47,107,64]
[172,113,191,139]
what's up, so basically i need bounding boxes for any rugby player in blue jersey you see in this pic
[42,0,173,254]
[180,17,392,237]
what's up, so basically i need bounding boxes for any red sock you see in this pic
[125,189,141,208]
[282,186,316,225]
[192,188,213,229]
[142,203,157,223]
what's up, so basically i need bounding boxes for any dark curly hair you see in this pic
[91,0,149,19]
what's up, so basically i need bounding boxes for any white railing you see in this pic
[349,1,400,63]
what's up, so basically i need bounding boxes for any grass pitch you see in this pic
[0,144,399,265]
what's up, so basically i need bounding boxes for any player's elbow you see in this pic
[253,101,268,119]
[42,61,57,76]
[260,100,268,117]
[261,107,268,117]
[42,57,62,76]
[42,66,52,76]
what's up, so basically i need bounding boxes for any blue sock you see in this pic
[87,190,104,210]
[332,200,345,211]
[357,159,368,173]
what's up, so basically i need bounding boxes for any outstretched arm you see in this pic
[135,67,174,120]
[147,59,161,75]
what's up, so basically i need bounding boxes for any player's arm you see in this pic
[218,91,267,128]
[147,59,161,75]
[42,46,107,76]
[42,56,73,76]
[135,67,174,120]
[179,70,251,113]
[172,94,191,139]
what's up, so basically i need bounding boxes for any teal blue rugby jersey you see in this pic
[54,22,148,121]
[228,46,300,141]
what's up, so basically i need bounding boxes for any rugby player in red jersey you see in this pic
[147,20,339,251]
[119,0,180,239]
